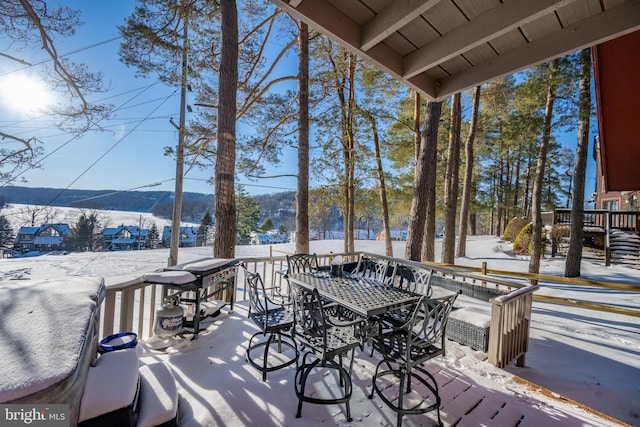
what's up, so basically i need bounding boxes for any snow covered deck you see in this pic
[136,300,624,427]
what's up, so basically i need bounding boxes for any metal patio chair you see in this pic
[245,269,298,382]
[368,292,459,427]
[286,253,322,275]
[290,284,362,422]
[380,265,434,328]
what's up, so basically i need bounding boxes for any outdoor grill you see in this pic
[162,257,240,338]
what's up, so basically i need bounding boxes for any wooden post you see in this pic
[605,212,611,266]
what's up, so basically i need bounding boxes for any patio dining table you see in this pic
[286,271,422,342]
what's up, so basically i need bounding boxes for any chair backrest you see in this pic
[246,269,268,318]
[290,284,328,355]
[355,256,395,284]
[394,265,433,297]
[286,253,319,274]
[408,292,458,352]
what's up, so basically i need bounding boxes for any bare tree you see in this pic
[15,205,62,227]
[0,1,110,184]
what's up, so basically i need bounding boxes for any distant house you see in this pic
[250,230,288,245]
[162,226,198,248]
[103,225,149,251]
[375,230,407,241]
[14,224,72,253]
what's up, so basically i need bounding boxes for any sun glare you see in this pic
[0,73,53,114]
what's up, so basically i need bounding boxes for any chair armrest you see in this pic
[326,313,365,328]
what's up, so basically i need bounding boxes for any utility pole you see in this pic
[168,13,189,267]
[138,214,142,250]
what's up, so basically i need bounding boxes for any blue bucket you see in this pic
[99,332,138,353]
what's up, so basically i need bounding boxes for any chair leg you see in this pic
[370,361,442,427]
[294,354,354,422]
[247,331,297,382]
[261,334,275,382]
[294,357,320,418]
[397,369,406,427]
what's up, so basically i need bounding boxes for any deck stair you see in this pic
[609,230,640,268]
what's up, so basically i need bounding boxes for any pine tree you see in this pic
[236,189,261,245]
[0,215,14,247]
[72,215,92,252]
[198,211,213,246]
[259,218,275,233]
[146,223,160,249]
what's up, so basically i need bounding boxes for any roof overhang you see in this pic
[272,0,640,102]
[593,30,640,191]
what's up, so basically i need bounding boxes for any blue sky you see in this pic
[0,1,597,205]
[0,1,299,199]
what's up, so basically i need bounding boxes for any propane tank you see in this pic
[154,294,184,338]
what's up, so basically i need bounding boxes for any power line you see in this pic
[42,88,178,207]
[3,83,166,185]
[68,180,174,204]
[0,36,121,77]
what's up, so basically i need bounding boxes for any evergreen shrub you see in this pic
[503,218,529,242]
[550,224,570,247]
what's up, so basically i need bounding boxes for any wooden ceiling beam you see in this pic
[360,0,441,52]
[271,0,439,98]
[404,0,576,79]
[435,0,640,100]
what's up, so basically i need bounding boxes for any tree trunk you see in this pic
[420,101,442,262]
[529,59,559,278]
[214,0,238,259]
[414,91,421,161]
[456,85,481,257]
[565,49,591,277]
[441,93,461,264]
[344,53,356,253]
[496,156,504,236]
[405,101,442,261]
[295,21,309,254]
[360,107,393,256]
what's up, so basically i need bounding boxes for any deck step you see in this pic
[137,362,179,427]
[609,230,640,267]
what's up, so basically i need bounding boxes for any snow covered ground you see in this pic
[1,234,638,425]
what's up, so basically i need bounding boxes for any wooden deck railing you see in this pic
[554,208,640,266]
[554,208,640,231]
[102,252,536,368]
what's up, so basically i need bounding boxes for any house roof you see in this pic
[103,225,149,237]
[16,226,39,234]
[39,224,71,235]
[272,0,639,102]
[33,236,64,245]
